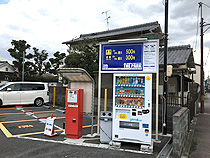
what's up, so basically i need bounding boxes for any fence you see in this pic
[167,94,186,107]
[166,93,199,123]
[184,93,198,122]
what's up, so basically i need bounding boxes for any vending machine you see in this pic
[65,89,84,139]
[112,74,152,145]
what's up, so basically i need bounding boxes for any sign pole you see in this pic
[163,0,169,135]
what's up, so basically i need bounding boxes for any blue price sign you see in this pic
[101,43,143,72]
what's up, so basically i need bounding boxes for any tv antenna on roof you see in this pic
[102,10,110,30]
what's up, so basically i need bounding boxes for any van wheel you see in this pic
[0,99,2,106]
[34,98,43,106]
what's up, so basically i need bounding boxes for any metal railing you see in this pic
[166,93,198,122]
[184,93,198,122]
[167,94,187,107]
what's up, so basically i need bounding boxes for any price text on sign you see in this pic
[101,43,143,71]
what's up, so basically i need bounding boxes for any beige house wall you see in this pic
[71,82,93,114]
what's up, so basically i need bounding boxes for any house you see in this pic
[62,21,164,46]
[62,21,164,109]
[61,22,199,155]
[62,21,196,105]
[158,45,196,106]
[0,61,16,85]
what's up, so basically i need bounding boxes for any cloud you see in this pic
[170,0,198,19]
[0,0,210,79]
[7,24,19,31]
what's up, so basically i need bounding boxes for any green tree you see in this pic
[33,47,48,75]
[44,62,51,74]
[8,40,33,78]
[47,51,66,74]
[65,38,99,77]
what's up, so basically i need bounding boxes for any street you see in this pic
[0,105,157,158]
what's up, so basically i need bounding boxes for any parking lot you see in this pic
[0,105,97,139]
[0,105,170,158]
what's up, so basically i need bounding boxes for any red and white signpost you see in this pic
[44,114,57,137]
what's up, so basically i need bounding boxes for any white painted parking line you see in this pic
[17,136,151,154]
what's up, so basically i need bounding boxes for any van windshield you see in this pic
[0,83,8,89]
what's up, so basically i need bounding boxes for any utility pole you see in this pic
[199,2,204,113]
[163,0,169,135]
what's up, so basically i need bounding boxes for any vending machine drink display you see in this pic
[65,89,84,139]
[112,74,152,144]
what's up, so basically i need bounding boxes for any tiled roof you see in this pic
[159,45,194,67]
[62,21,161,44]
[0,61,8,67]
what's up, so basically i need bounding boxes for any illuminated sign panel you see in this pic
[101,43,143,71]
[100,41,157,73]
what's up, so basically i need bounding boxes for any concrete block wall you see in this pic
[49,86,66,108]
[172,107,189,157]
[152,104,181,133]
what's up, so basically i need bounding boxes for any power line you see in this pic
[202,2,210,9]
[193,6,200,51]
[205,49,210,66]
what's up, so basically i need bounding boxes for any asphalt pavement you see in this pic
[0,104,170,158]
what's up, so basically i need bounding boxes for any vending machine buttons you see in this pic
[142,109,150,114]
[145,129,149,133]
[142,124,149,128]
[132,112,136,116]
[138,111,142,115]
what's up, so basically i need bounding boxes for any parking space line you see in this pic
[33,111,55,114]
[23,107,43,108]
[1,119,37,124]
[0,117,65,124]
[0,123,97,138]
[12,129,64,138]
[83,124,98,128]
[0,111,55,116]
[0,112,25,115]
[0,106,43,110]
[0,123,13,138]
[11,125,98,138]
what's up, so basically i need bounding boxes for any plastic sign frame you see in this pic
[99,39,159,73]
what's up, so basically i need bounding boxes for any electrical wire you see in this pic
[205,49,210,66]
[192,6,200,51]
[203,2,210,9]
[201,2,210,69]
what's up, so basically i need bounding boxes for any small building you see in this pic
[62,21,196,107]
[62,21,164,111]
[158,45,196,106]
[0,61,16,85]
[62,21,164,46]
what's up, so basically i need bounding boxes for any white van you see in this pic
[0,82,49,106]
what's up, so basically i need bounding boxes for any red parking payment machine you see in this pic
[65,89,84,139]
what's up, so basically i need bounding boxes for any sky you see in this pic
[0,0,210,77]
